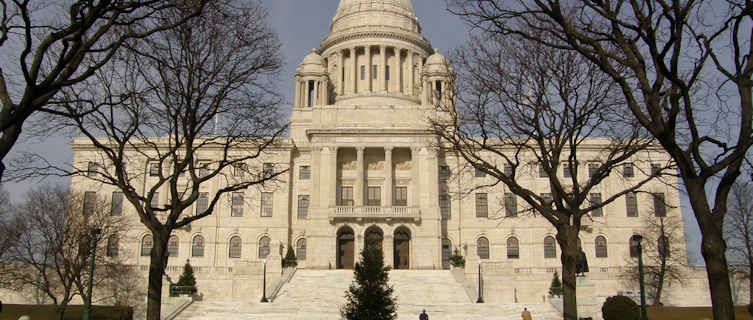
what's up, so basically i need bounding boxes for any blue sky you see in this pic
[4,0,705,264]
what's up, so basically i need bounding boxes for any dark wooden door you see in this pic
[338,236,354,269]
[394,232,410,270]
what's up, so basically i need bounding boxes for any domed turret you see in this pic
[294,49,330,108]
[297,49,326,75]
[423,50,452,75]
[422,49,453,108]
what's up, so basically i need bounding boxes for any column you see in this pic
[381,45,387,92]
[367,46,372,92]
[303,79,310,108]
[329,146,338,207]
[312,146,322,208]
[351,47,357,94]
[385,234,394,268]
[356,147,365,206]
[313,80,318,106]
[384,147,393,206]
[411,147,421,207]
[408,51,414,97]
[339,50,345,95]
[321,77,329,105]
[398,48,404,94]
[294,77,301,108]
[418,54,424,99]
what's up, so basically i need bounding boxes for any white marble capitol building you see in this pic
[67,0,725,317]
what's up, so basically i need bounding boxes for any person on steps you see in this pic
[521,307,533,320]
[419,309,429,320]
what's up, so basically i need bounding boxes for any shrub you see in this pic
[282,245,297,268]
[174,260,197,296]
[340,246,397,320]
[449,249,465,268]
[602,295,640,320]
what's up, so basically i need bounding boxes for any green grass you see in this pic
[647,306,753,320]
[0,304,132,320]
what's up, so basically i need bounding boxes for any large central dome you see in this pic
[330,0,421,34]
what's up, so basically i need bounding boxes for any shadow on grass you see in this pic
[646,306,752,320]
[1,304,132,320]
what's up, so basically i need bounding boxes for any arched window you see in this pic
[658,235,670,258]
[544,236,556,259]
[258,236,271,259]
[229,236,242,258]
[106,235,119,258]
[168,236,179,257]
[629,235,641,258]
[595,236,608,258]
[192,235,205,257]
[296,238,307,261]
[141,235,152,257]
[477,237,489,259]
[507,237,519,259]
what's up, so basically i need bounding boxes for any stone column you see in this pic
[351,47,357,94]
[408,51,414,97]
[356,147,365,206]
[398,48,404,94]
[329,146,338,207]
[367,45,372,92]
[294,77,301,108]
[303,79,310,108]
[312,146,322,208]
[411,147,421,207]
[339,50,345,96]
[321,77,329,105]
[418,54,424,99]
[381,45,387,92]
[384,146,393,206]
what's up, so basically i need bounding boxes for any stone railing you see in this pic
[330,206,421,221]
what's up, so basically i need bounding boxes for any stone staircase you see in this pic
[176,269,561,320]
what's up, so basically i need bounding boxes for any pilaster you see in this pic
[381,45,387,92]
[384,146,393,206]
[355,147,365,206]
[411,146,421,207]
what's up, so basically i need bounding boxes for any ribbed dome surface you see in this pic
[331,0,420,33]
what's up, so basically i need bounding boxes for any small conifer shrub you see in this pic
[602,295,639,320]
[174,260,197,295]
[282,245,297,268]
[548,271,563,297]
[340,246,397,320]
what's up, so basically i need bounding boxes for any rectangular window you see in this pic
[563,163,576,178]
[339,186,354,206]
[372,65,378,79]
[360,65,365,80]
[475,193,488,218]
[590,193,603,217]
[475,167,486,177]
[394,187,407,206]
[263,163,274,179]
[232,162,246,177]
[439,194,450,220]
[298,195,310,219]
[504,164,513,177]
[623,163,634,177]
[198,162,210,178]
[149,163,160,176]
[111,192,123,216]
[87,162,98,177]
[626,193,638,217]
[231,192,244,217]
[367,186,381,206]
[261,192,273,217]
[385,65,390,81]
[196,192,209,215]
[651,163,661,176]
[588,163,599,178]
[539,163,548,178]
[439,165,450,180]
[84,191,96,216]
[150,192,159,208]
[653,193,666,217]
[299,166,311,180]
[504,193,517,217]
[541,193,553,208]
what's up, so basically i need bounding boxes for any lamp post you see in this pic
[632,234,648,320]
[260,259,269,302]
[476,261,484,303]
[83,228,102,320]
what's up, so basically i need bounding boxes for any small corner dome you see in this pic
[297,49,326,74]
[424,49,451,74]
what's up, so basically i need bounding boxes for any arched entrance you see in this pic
[393,227,411,269]
[337,227,355,269]
[364,226,384,251]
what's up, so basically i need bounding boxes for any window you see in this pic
[658,235,670,258]
[563,163,576,178]
[231,192,244,217]
[372,65,378,79]
[651,163,661,176]
[653,193,666,217]
[629,235,641,258]
[504,164,513,177]
[232,162,246,177]
[106,235,119,258]
[439,165,450,180]
[541,193,553,208]
[87,162,98,177]
[308,80,314,107]
[198,162,210,178]
[110,192,123,216]
[504,193,517,217]
[262,163,274,179]
[439,194,450,220]
[360,65,365,80]
[394,187,407,206]
[296,238,307,261]
[299,166,310,180]
[507,237,519,259]
[385,65,390,81]
[477,237,490,259]
[297,195,309,219]
[261,192,273,217]
[150,192,159,208]
[168,236,179,257]
[539,163,548,178]
[544,236,556,259]
[590,193,603,217]
[367,186,381,206]
[141,235,153,256]
[84,191,96,216]
[339,186,354,206]
[623,163,634,177]
[192,236,205,257]
[196,192,209,215]
[475,167,486,177]
[149,163,160,176]
[229,236,242,258]
[588,163,599,178]
[258,236,270,259]
[595,236,608,258]
[475,193,488,218]
[626,193,638,217]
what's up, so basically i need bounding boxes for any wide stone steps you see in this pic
[176,269,561,320]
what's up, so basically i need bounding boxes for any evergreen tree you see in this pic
[549,271,563,297]
[341,246,397,320]
[282,245,297,268]
[176,259,197,294]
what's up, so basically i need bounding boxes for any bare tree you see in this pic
[622,214,686,306]
[726,181,753,310]
[446,1,752,319]
[1,186,126,320]
[48,1,285,319]
[431,29,661,319]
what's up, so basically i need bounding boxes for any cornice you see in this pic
[320,29,432,55]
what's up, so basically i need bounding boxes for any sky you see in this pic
[3,0,705,264]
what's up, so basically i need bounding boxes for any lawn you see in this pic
[1,304,132,320]
[647,306,752,320]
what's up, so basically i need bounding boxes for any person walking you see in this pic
[419,309,429,320]
[521,307,533,320]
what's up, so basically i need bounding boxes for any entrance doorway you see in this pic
[337,227,354,269]
[441,238,452,269]
[393,227,411,269]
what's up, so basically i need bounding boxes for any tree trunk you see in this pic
[146,231,170,320]
[558,229,579,320]
[654,258,666,306]
[700,223,736,320]
[748,262,753,309]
